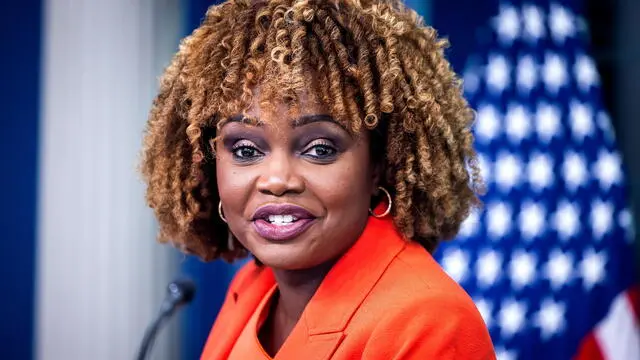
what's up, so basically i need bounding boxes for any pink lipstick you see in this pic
[251,204,317,241]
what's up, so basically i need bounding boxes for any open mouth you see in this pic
[251,204,317,241]
[266,214,299,226]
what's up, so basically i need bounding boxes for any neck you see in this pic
[270,259,336,323]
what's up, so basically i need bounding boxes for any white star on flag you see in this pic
[495,152,523,192]
[549,3,576,44]
[562,151,588,191]
[522,5,545,43]
[569,100,594,141]
[464,67,481,95]
[543,52,568,94]
[494,4,520,45]
[517,55,538,94]
[477,249,502,288]
[590,200,614,238]
[510,250,537,289]
[544,249,574,289]
[580,248,607,289]
[597,111,616,143]
[499,299,527,338]
[505,104,532,143]
[519,201,546,240]
[536,102,562,142]
[459,210,481,238]
[488,202,512,239]
[496,348,518,360]
[442,247,470,283]
[574,54,599,92]
[534,298,566,340]
[474,297,494,328]
[593,150,623,190]
[476,104,502,142]
[552,200,580,240]
[487,54,511,94]
[527,152,554,191]
[618,208,636,242]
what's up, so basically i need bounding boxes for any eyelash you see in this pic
[231,140,263,161]
[302,139,338,160]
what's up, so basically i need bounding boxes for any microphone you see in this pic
[135,278,196,360]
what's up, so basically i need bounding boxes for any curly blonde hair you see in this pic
[141,0,483,262]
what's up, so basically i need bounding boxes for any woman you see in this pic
[141,0,494,358]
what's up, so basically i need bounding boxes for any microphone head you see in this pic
[166,278,196,306]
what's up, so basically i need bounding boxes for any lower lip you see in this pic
[252,218,316,241]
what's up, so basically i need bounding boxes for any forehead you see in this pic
[217,93,362,141]
[246,84,327,120]
[215,79,359,136]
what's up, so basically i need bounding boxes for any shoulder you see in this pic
[201,260,274,358]
[358,243,495,359]
[227,259,265,292]
[219,259,275,310]
[373,241,478,308]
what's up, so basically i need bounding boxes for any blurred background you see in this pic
[1,0,638,359]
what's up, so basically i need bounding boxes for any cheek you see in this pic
[215,157,253,215]
[215,161,233,195]
[305,144,374,211]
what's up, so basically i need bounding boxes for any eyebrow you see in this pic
[293,114,344,129]
[223,114,345,130]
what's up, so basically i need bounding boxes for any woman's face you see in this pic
[215,91,379,270]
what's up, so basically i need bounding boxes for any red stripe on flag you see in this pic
[574,332,605,360]
[626,285,640,321]
[575,286,640,360]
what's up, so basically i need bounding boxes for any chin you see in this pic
[250,242,324,271]
[236,228,319,270]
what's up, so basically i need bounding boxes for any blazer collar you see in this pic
[271,214,407,360]
[208,215,407,360]
[302,215,406,335]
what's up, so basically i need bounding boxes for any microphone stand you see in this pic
[136,279,196,360]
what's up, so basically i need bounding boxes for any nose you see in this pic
[256,151,305,196]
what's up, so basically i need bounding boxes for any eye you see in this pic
[302,140,338,160]
[231,140,263,161]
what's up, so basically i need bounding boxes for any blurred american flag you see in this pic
[433,1,640,359]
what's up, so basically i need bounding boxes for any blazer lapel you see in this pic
[203,215,406,360]
[298,332,346,360]
[277,216,406,360]
[200,263,275,360]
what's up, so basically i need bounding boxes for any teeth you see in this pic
[267,214,297,225]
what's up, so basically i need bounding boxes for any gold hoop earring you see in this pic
[369,186,392,218]
[218,201,227,223]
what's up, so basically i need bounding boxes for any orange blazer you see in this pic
[201,215,496,360]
